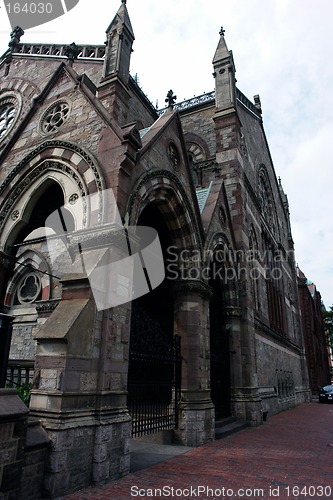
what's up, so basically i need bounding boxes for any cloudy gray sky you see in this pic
[1,0,332,307]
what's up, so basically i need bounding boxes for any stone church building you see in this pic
[0,1,311,497]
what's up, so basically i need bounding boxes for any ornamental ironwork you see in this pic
[128,303,182,437]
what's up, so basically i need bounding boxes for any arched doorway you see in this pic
[10,181,71,248]
[127,203,181,437]
[2,179,76,385]
[209,261,231,419]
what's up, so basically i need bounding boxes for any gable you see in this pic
[0,64,127,185]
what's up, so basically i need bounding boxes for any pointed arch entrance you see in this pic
[127,203,181,436]
[0,141,106,385]
[126,171,202,438]
[209,273,231,418]
[207,236,238,419]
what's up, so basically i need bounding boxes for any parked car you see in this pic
[319,385,333,403]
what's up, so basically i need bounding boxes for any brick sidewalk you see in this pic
[62,403,333,500]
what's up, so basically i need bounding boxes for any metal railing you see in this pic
[128,303,181,437]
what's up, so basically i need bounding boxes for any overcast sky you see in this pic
[1,0,332,307]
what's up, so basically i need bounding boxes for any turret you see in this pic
[102,0,134,83]
[213,27,236,110]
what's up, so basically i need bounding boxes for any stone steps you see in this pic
[215,416,248,440]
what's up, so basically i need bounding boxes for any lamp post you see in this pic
[0,313,14,388]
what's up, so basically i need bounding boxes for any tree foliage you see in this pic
[323,305,333,350]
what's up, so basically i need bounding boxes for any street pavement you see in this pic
[62,402,333,500]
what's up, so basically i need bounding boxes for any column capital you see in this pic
[172,279,212,299]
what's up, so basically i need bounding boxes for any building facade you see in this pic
[0,2,311,496]
[297,268,331,393]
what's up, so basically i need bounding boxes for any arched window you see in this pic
[14,272,42,305]
[258,167,278,237]
[249,225,259,311]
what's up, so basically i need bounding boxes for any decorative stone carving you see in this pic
[40,101,70,135]
[36,300,60,313]
[11,209,20,221]
[0,160,87,230]
[16,272,42,304]
[218,206,226,226]
[0,140,104,196]
[69,193,79,205]
[168,141,180,169]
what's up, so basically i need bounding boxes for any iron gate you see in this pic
[128,303,181,437]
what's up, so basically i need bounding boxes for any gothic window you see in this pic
[40,100,70,134]
[263,233,286,335]
[258,167,277,237]
[249,226,259,311]
[0,95,18,141]
[15,272,42,305]
[5,249,52,308]
[0,103,16,139]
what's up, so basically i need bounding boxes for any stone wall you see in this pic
[0,389,49,500]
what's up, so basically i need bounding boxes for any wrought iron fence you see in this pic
[128,304,181,437]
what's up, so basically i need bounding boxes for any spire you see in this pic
[212,27,236,109]
[102,1,135,82]
[213,27,230,66]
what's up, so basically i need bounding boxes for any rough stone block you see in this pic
[47,450,67,473]
[92,460,110,483]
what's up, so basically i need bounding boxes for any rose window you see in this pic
[41,101,70,134]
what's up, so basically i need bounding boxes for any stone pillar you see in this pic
[29,276,131,497]
[230,307,262,426]
[173,280,214,446]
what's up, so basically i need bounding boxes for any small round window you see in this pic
[40,101,70,134]
[16,272,42,305]
[0,100,17,140]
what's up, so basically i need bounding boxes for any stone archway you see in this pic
[0,140,107,395]
[127,193,191,438]
[126,172,215,444]
[205,234,239,420]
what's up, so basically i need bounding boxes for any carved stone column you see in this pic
[173,280,215,446]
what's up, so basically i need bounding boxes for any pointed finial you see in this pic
[219,26,225,36]
[65,42,80,64]
[165,90,177,109]
[8,26,24,51]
